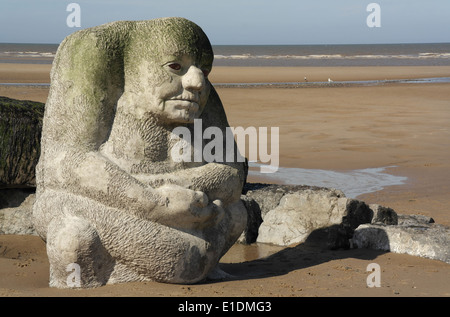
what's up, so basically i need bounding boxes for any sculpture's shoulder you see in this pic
[45,21,137,150]
[52,21,135,80]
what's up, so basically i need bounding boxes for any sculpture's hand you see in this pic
[150,185,224,229]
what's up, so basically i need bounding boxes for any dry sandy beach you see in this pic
[0,63,450,297]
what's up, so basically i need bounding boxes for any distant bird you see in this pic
[328,78,333,83]
[304,77,308,82]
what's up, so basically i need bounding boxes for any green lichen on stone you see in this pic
[46,22,134,149]
[135,17,213,62]
[124,18,213,77]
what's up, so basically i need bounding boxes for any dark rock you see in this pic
[0,190,36,235]
[369,204,398,225]
[238,195,263,244]
[0,188,36,209]
[0,96,44,188]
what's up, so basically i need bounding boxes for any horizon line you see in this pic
[1,41,450,46]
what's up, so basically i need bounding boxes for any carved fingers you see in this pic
[151,185,224,230]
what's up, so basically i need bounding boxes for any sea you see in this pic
[2,42,449,197]
[1,42,450,67]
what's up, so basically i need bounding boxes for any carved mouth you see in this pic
[169,94,199,104]
[167,99,199,112]
[170,98,199,104]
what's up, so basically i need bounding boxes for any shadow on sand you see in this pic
[217,226,389,282]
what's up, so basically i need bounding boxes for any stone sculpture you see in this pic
[32,17,247,288]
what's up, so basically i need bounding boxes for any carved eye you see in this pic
[168,63,182,71]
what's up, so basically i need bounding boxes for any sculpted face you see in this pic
[123,19,214,124]
[152,52,212,123]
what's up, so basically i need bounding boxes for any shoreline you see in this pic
[209,65,450,83]
[248,164,408,199]
[4,75,450,89]
[2,63,450,83]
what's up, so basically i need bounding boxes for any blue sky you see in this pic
[1,0,449,45]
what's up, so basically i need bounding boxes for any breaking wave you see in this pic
[214,52,450,60]
[248,163,407,199]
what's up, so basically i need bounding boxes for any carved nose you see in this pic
[182,66,205,91]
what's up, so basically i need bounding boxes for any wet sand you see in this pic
[1,64,449,297]
[210,65,450,83]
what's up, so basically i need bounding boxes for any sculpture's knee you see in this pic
[46,216,114,288]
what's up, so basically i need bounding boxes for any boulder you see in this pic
[242,183,388,248]
[0,96,44,189]
[352,215,450,264]
[369,204,398,225]
[259,192,372,248]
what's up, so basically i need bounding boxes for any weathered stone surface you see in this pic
[352,219,450,264]
[32,18,247,288]
[253,186,375,248]
[256,189,346,246]
[0,191,36,235]
[0,97,44,189]
[397,213,434,226]
[242,183,377,248]
[243,183,298,218]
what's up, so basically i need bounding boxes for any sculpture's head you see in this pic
[121,17,214,124]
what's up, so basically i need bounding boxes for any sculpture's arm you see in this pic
[134,161,245,205]
[43,148,157,215]
[41,147,222,229]
[192,162,245,201]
